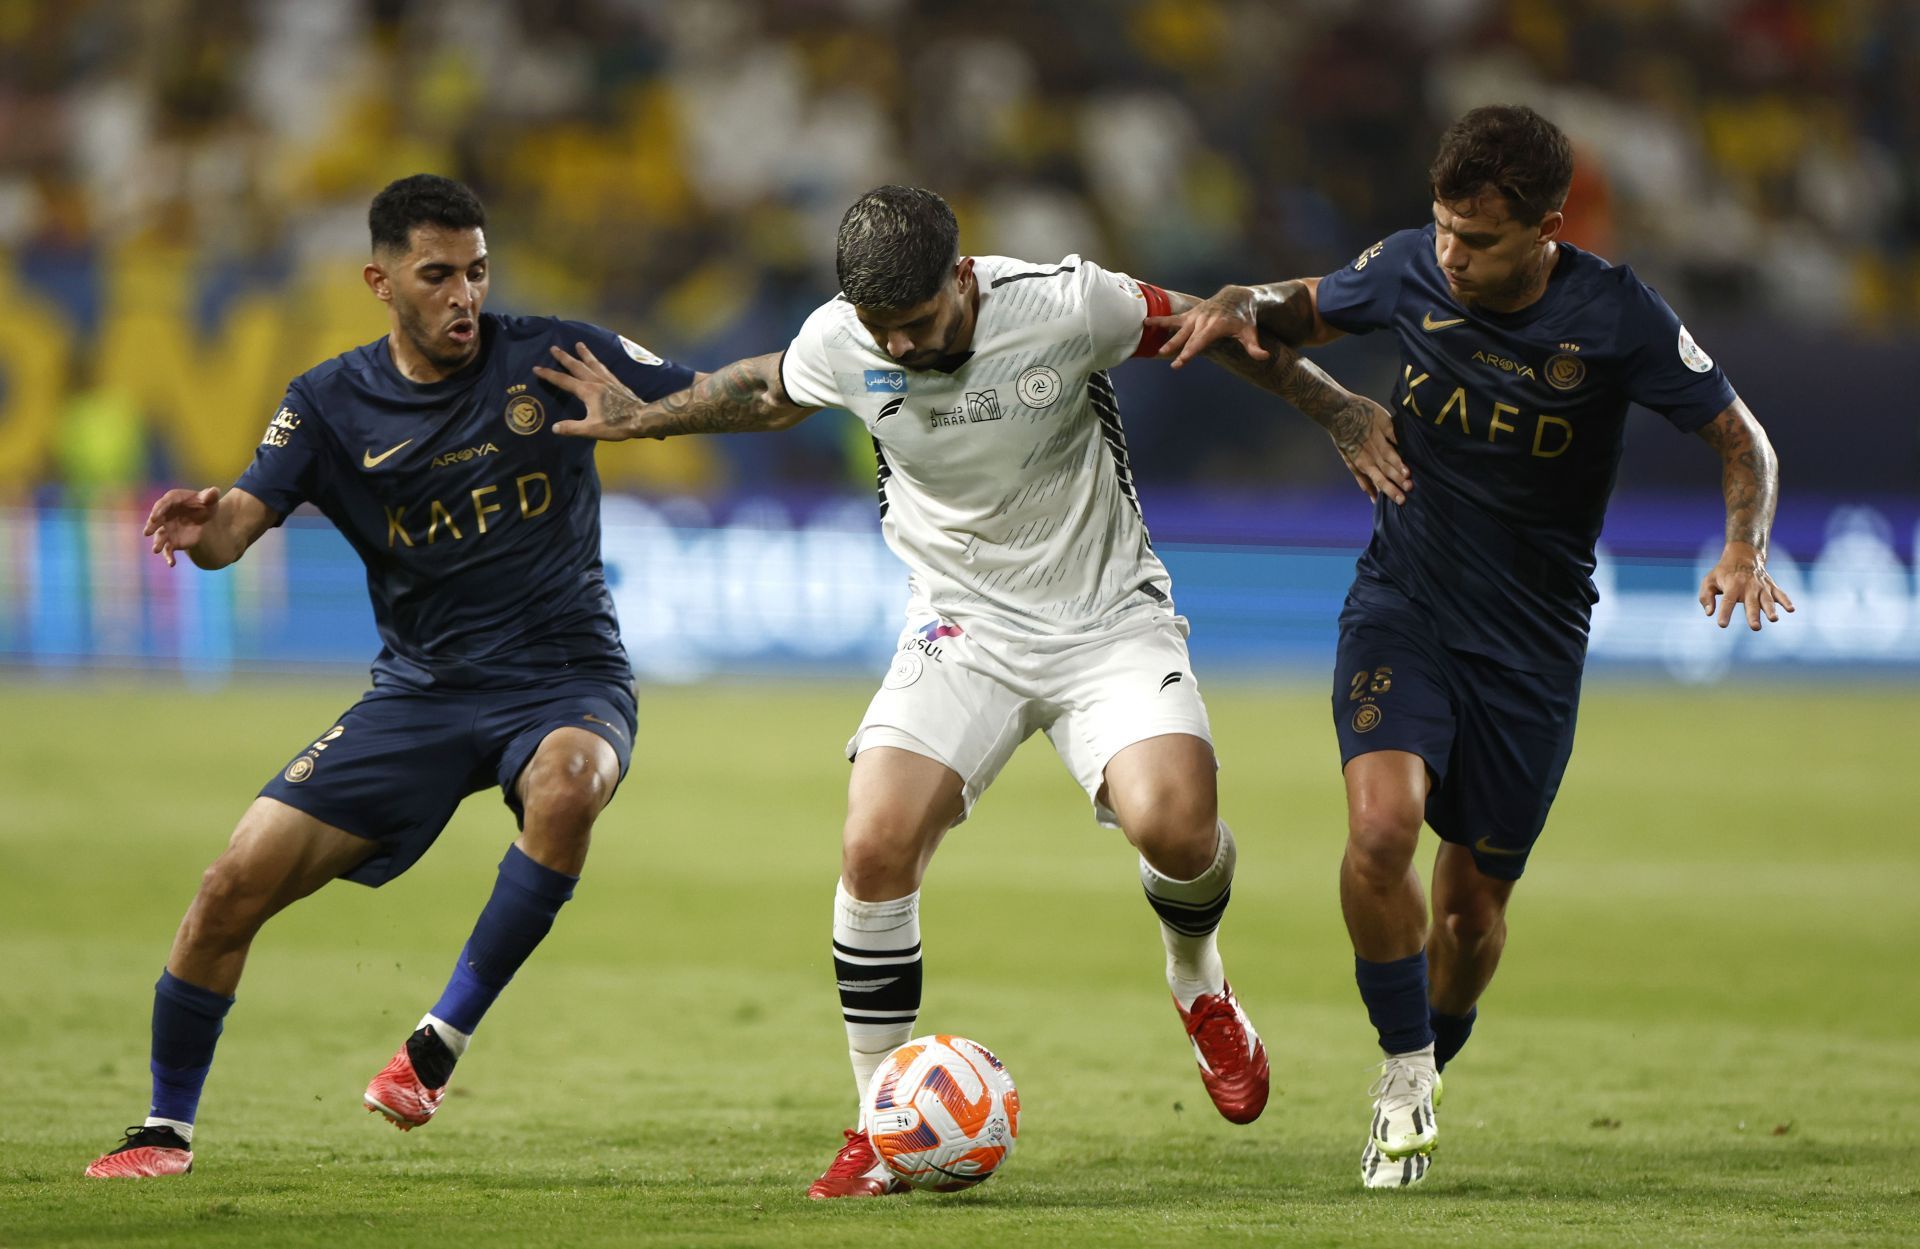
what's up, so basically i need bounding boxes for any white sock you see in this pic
[833,879,921,1126]
[419,1013,472,1059]
[1140,821,1236,1008]
[144,1115,193,1145]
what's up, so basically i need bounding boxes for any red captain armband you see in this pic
[1133,281,1174,357]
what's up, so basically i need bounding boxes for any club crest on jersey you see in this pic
[504,384,545,435]
[864,369,909,393]
[1677,325,1714,373]
[1544,353,1586,391]
[1017,365,1062,408]
[1352,704,1382,733]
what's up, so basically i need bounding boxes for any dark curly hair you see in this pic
[1429,105,1573,225]
[835,186,959,311]
[368,174,486,254]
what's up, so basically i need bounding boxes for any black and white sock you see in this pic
[1140,821,1236,1008]
[832,879,922,1121]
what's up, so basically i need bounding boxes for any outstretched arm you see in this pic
[1159,289,1411,504]
[1151,277,1342,369]
[1695,398,1794,630]
[534,344,817,441]
[144,486,278,569]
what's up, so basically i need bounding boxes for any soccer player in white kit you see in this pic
[535,186,1406,1198]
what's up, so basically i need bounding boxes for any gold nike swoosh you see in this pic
[581,713,627,741]
[362,439,414,469]
[1473,836,1526,857]
[1422,312,1467,332]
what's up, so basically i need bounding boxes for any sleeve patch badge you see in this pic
[1677,325,1714,373]
[619,335,665,366]
[260,406,300,448]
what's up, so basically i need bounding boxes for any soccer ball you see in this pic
[865,1035,1019,1191]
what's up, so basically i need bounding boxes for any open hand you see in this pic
[1148,286,1266,370]
[533,343,649,440]
[1334,399,1411,505]
[144,487,220,567]
[1700,543,1795,630]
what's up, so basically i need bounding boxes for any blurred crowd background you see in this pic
[1,0,1916,502]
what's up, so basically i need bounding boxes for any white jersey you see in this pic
[780,255,1175,634]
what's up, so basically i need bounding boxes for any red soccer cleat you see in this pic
[1175,981,1270,1124]
[363,1026,454,1130]
[84,1125,194,1178]
[805,1128,910,1200]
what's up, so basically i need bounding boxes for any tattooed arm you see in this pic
[534,344,815,441]
[1695,398,1794,630]
[1157,288,1411,504]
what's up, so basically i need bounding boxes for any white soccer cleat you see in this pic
[1368,1053,1440,1160]
[1361,1134,1431,1188]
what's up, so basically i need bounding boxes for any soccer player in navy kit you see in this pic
[85,175,695,1178]
[1153,106,1792,1187]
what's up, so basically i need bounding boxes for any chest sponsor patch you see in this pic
[864,369,909,393]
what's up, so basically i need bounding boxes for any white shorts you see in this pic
[845,613,1215,828]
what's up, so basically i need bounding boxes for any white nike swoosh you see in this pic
[363,439,414,468]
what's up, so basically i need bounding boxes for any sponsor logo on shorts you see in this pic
[1352,704,1382,733]
[903,620,962,664]
[1473,834,1526,858]
[1159,671,1184,691]
[283,723,346,781]
[581,712,626,742]
[882,649,925,689]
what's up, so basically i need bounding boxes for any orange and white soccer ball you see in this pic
[864,1035,1019,1191]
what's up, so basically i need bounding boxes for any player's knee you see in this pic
[1438,893,1507,947]
[1344,798,1421,885]
[1126,805,1218,881]
[520,748,609,841]
[185,856,276,946]
[1110,775,1217,877]
[840,817,927,898]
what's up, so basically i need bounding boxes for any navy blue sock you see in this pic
[149,970,235,1125]
[1431,1006,1477,1072]
[1355,952,1435,1055]
[429,845,578,1035]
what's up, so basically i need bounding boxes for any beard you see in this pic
[396,300,477,372]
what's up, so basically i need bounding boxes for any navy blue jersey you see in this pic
[1316,226,1736,670]
[234,314,695,690]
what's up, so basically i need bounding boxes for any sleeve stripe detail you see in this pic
[1133,281,1174,357]
[989,264,1078,289]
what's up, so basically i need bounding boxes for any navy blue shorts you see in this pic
[1332,599,1582,881]
[258,679,636,887]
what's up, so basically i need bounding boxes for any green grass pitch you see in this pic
[2,677,1915,1246]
